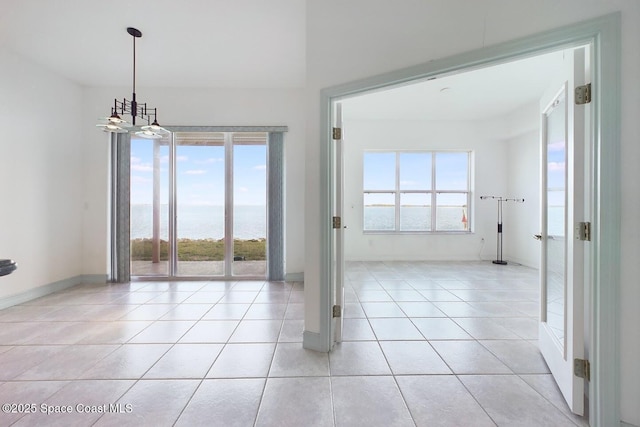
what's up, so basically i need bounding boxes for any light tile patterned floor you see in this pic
[0,262,589,426]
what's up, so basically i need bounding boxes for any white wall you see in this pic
[305,2,640,424]
[342,119,506,261]
[0,48,84,299]
[81,86,306,278]
[341,105,542,267]
[504,103,541,268]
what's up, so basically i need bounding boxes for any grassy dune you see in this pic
[131,238,266,261]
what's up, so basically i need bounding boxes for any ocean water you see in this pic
[132,205,469,238]
[131,204,565,239]
[364,206,468,231]
[131,205,266,240]
[364,206,564,234]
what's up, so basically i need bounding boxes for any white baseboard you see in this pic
[502,256,539,270]
[82,274,108,284]
[0,274,107,310]
[285,272,304,282]
[302,330,327,352]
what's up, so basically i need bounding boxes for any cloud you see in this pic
[195,157,224,165]
[548,141,565,152]
[131,156,153,172]
[238,187,249,192]
[548,161,565,172]
[160,155,188,163]
[184,170,207,175]
[152,154,189,163]
[131,175,152,184]
[131,165,153,172]
[253,165,267,170]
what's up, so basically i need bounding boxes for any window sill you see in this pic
[362,230,473,235]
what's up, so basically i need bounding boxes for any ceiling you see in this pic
[2,1,569,120]
[341,50,567,121]
[0,0,306,88]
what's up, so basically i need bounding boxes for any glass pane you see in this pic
[435,152,469,190]
[363,152,395,190]
[400,152,431,190]
[364,193,395,230]
[400,193,431,231]
[130,137,170,276]
[176,136,225,276]
[547,190,565,237]
[233,140,267,277]
[436,193,469,231]
[545,91,566,346]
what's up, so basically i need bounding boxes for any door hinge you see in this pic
[332,127,342,140]
[333,305,342,318]
[576,222,591,241]
[332,216,341,229]
[574,358,590,381]
[575,83,592,105]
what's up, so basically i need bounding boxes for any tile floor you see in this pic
[0,261,589,426]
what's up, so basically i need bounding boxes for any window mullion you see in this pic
[395,152,400,231]
[431,152,437,231]
[169,133,177,276]
[467,152,471,231]
[224,133,234,277]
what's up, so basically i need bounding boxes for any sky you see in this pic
[363,151,469,206]
[546,93,567,208]
[130,139,267,206]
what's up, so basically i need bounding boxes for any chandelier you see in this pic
[97,27,169,139]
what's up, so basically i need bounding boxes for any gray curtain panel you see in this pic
[110,132,131,282]
[267,132,284,281]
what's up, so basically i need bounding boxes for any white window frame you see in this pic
[363,150,472,233]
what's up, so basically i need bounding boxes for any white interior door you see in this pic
[332,102,345,344]
[538,46,589,415]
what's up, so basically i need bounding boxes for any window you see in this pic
[363,151,471,232]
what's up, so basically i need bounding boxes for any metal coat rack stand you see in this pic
[480,196,524,265]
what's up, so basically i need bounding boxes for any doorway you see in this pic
[335,43,590,414]
[130,131,268,279]
[317,14,620,427]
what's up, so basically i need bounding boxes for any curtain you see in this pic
[109,132,130,282]
[267,132,284,281]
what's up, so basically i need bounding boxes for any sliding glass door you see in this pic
[175,133,226,276]
[130,136,170,276]
[232,134,267,276]
[130,131,268,278]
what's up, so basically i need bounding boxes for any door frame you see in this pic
[331,102,345,343]
[317,13,620,427]
[126,125,287,281]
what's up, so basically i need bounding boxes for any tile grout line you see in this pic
[0,264,582,426]
[250,281,290,427]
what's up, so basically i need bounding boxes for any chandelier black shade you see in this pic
[96,27,169,139]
